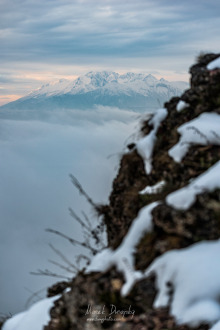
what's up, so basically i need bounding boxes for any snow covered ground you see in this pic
[146,240,220,327]
[2,295,60,330]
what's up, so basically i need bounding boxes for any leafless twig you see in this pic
[24,287,46,308]
[46,228,98,255]
[30,269,71,280]
[186,126,210,144]
[69,207,91,233]
[69,174,97,209]
[49,243,78,272]
[211,130,220,141]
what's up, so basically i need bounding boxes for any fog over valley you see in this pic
[0,106,141,314]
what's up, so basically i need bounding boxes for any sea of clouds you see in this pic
[0,106,146,315]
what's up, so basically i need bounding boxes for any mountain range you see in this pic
[0,71,189,115]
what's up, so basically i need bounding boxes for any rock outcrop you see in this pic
[3,54,219,330]
[43,53,220,330]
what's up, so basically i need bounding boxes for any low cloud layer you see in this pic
[0,107,143,314]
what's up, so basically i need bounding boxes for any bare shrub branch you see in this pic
[211,130,220,141]
[69,207,90,233]
[69,174,97,209]
[46,228,98,255]
[24,287,46,309]
[49,243,79,272]
[30,269,71,280]
[81,211,92,229]
[186,126,210,144]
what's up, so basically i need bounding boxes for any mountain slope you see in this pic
[42,53,220,329]
[2,54,220,330]
[0,72,188,113]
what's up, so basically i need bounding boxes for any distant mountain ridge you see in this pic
[0,71,189,113]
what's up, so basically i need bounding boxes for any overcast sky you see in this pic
[0,0,220,105]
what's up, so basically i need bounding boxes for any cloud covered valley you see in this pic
[0,106,142,315]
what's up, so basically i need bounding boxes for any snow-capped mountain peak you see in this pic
[26,71,187,98]
[0,71,189,113]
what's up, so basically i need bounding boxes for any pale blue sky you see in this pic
[0,0,220,105]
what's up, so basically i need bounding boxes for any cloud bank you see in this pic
[0,107,143,314]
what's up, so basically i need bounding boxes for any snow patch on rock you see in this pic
[166,160,220,210]
[137,108,168,174]
[139,181,166,195]
[145,240,220,327]
[87,202,159,296]
[2,295,60,330]
[169,112,220,162]
[176,100,189,112]
[207,57,220,70]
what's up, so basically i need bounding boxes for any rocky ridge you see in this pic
[2,53,220,330]
[44,54,220,329]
